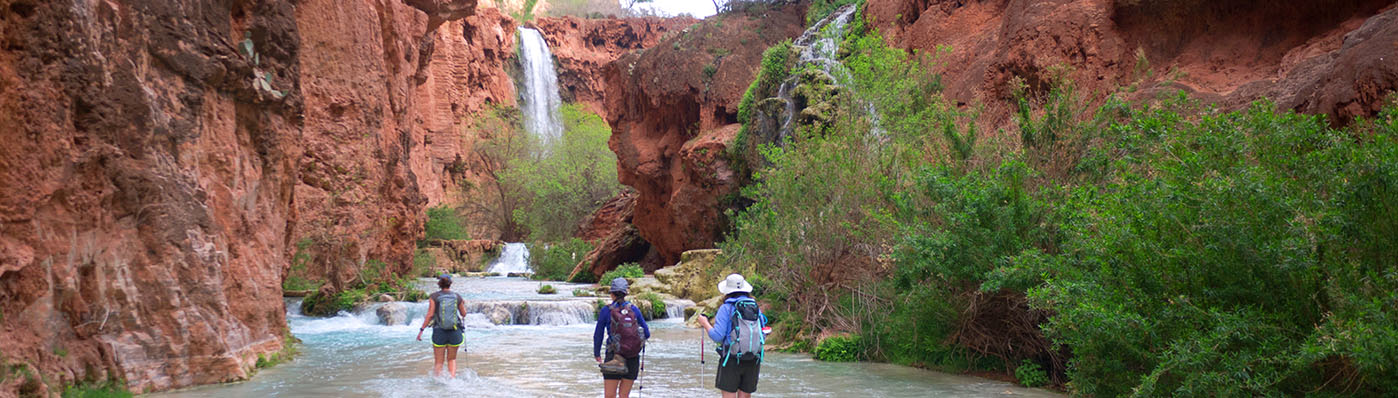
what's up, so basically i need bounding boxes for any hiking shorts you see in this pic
[431,327,463,347]
[716,357,760,393]
[601,353,641,380]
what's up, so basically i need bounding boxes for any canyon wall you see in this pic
[534,15,697,119]
[0,0,511,393]
[0,0,304,393]
[864,0,1398,127]
[600,4,808,271]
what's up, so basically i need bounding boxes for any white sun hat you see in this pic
[717,273,754,295]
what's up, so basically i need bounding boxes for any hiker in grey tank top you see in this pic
[417,273,467,378]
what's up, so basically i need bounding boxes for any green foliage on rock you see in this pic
[528,238,594,281]
[536,284,557,294]
[599,263,645,287]
[61,380,132,398]
[424,205,470,242]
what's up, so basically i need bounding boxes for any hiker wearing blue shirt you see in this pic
[698,274,768,398]
[593,277,651,398]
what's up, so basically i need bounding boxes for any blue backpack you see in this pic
[722,298,766,365]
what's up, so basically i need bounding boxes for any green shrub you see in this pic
[634,291,667,320]
[507,104,621,242]
[537,284,557,294]
[814,335,861,362]
[599,263,644,286]
[572,288,595,297]
[528,238,593,281]
[806,0,860,25]
[282,238,322,292]
[424,205,469,242]
[62,380,131,398]
[1015,360,1049,388]
[412,248,436,277]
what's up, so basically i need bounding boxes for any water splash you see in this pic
[516,27,564,144]
[487,242,530,274]
[775,5,880,140]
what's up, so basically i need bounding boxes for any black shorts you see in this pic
[431,327,463,347]
[715,357,760,393]
[601,353,641,380]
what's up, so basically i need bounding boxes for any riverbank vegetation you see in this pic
[721,3,1398,396]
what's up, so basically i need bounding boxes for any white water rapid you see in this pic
[516,27,564,144]
[488,242,531,275]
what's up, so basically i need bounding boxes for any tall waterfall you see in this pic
[516,27,564,144]
[488,242,530,274]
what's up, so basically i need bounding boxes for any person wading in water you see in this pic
[698,273,769,398]
[594,277,651,398]
[417,273,467,378]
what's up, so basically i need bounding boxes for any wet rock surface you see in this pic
[377,302,409,326]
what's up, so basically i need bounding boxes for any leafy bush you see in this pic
[507,104,622,242]
[424,205,469,242]
[572,288,596,297]
[599,263,644,286]
[282,238,321,292]
[62,380,131,398]
[412,249,436,278]
[528,238,593,281]
[814,335,861,362]
[537,284,557,294]
[1015,360,1049,388]
[633,291,668,320]
[806,0,860,25]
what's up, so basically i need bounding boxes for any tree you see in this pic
[461,106,528,241]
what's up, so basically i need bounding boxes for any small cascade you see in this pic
[662,299,695,320]
[464,300,597,326]
[488,243,530,275]
[516,27,565,144]
[774,5,878,140]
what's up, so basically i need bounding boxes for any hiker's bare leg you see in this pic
[446,346,459,377]
[432,346,445,377]
[737,392,752,398]
[604,379,620,398]
[618,379,635,398]
[721,392,738,398]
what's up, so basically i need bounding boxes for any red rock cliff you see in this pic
[864,0,1398,127]
[0,0,303,393]
[0,0,509,393]
[602,4,808,270]
[533,16,697,119]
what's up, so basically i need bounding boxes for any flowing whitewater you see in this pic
[516,27,565,143]
[776,4,880,140]
[488,242,531,274]
[151,277,1060,398]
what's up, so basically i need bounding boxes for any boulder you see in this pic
[377,303,408,326]
[654,249,727,301]
[487,306,514,325]
[376,294,396,302]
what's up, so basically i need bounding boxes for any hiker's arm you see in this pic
[635,304,651,339]
[706,304,731,343]
[456,298,466,318]
[417,299,437,341]
[592,308,609,361]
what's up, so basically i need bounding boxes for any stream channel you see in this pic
[151,276,1061,397]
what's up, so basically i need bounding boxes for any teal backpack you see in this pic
[722,298,766,365]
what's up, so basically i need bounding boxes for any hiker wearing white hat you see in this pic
[698,274,769,398]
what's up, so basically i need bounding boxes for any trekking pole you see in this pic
[638,345,646,397]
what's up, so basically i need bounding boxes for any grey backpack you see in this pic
[434,292,461,330]
[723,298,765,365]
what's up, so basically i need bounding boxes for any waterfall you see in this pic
[463,300,597,326]
[774,5,879,140]
[488,242,530,274]
[516,27,564,144]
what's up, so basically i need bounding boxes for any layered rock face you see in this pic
[864,0,1398,126]
[0,0,514,393]
[603,4,808,270]
[0,0,303,393]
[534,15,697,118]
